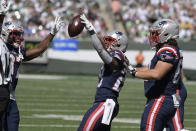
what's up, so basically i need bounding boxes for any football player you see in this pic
[127,19,187,131]
[78,14,129,131]
[0,1,64,130]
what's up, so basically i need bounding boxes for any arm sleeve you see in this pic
[91,34,112,64]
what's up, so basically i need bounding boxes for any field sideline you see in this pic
[16,74,196,131]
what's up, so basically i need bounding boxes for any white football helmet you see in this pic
[149,19,179,48]
[1,21,24,48]
[103,31,128,53]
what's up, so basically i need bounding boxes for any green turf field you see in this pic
[16,74,196,131]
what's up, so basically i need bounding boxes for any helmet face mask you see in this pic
[1,21,24,49]
[149,29,161,48]
[103,31,128,53]
[103,35,118,49]
[8,30,24,48]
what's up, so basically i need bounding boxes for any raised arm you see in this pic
[24,17,64,61]
[80,14,119,71]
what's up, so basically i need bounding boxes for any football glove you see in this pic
[0,0,9,15]
[80,14,96,35]
[127,64,137,77]
[50,17,65,36]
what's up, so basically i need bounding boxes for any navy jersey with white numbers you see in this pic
[144,45,183,98]
[9,47,26,100]
[95,49,127,102]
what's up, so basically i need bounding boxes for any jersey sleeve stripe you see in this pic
[157,46,179,59]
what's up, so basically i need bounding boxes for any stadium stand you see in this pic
[5,0,195,43]
[118,0,196,43]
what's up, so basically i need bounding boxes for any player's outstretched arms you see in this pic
[80,14,119,70]
[133,61,173,80]
[24,17,65,61]
[0,0,9,33]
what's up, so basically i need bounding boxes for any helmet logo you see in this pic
[115,31,123,35]
[159,20,174,26]
[159,21,167,26]
[4,21,12,27]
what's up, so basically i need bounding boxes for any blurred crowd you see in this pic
[5,0,107,40]
[4,0,196,43]
[117,0,196,43]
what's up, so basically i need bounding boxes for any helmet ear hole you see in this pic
[164,33,169,36]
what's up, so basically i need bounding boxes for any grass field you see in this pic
[16,74,196,131]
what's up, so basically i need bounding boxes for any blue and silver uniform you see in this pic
[9,47,25,100]
[78,49,127,131]
[95,49,126,102]
[144,45,183,98]
[2,46,25,131]
[141,45,183,131]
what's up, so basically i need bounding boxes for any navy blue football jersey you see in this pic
[144,45,183,98]
[10,47,26,100]
[95,49,127,102]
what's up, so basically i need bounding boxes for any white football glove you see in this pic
[0,0,9,15]
[124,62,137,77]
[80,14,96,35]
[50,17,65,36]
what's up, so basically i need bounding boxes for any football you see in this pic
[68,15,84,37]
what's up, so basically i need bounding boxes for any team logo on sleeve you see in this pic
[160,54,174,61]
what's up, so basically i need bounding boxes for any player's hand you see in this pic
[0,0,9,15]
[127,64,137,77]
[80,14,96,35]
[50,17,65,36]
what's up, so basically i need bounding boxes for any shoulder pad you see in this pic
[157,46,179,59]
[156,46,180,64]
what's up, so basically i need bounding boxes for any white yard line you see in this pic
[17,98,146,103]
[19,106,196,116]
[19,124,140,129]
[20,114,196,128]
[19,74,196,86]
[19,123,196,130]
[20,124,78,128]
[19,74,67,80]
[24,114,141,124]
[20,108,143,113]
